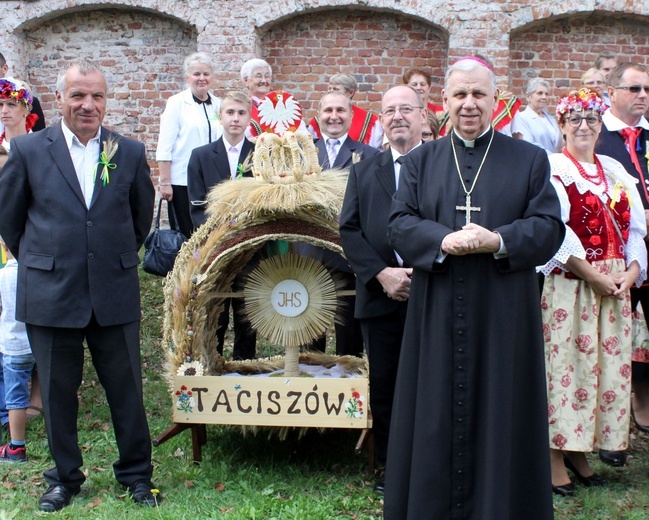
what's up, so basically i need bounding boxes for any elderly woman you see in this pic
[581,68,607,90]
[156,52,222,238]
[511,78,563,154]
[0,77,38,150]
[540,88,647,496]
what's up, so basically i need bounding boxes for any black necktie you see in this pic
[396,156,406,164]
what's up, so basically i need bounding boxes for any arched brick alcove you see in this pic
[260,9,448,120]
[21,7,197,158]
[509,11,649,102]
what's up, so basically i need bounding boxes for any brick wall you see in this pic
[1,1,649,181]
[262,10,447,117]
[23,8,197,159]
[509,12,649,105]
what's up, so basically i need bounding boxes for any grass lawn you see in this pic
[1,268,649,519]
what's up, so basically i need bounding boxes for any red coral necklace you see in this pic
[562,148,607,190]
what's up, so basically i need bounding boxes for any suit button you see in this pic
[86,221,92,227]
[88,253,94,259]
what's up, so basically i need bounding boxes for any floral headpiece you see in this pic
[0,77,33,109]
[556,87,605,118]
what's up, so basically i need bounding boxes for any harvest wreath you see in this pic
[162,131,368,382]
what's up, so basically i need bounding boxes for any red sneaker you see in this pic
[0,443,27,462]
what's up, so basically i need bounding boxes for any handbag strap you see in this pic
[154,199,181,232]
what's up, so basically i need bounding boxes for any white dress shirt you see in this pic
[61,120,100,208]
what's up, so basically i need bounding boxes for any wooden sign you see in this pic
[173,376,369,429]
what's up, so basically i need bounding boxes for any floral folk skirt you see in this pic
[542,259,632,452]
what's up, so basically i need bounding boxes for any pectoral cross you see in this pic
[456,194,481,225]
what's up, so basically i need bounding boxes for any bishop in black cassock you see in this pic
[384,58,564,520]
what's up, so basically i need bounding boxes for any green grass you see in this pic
[2,269,649,518]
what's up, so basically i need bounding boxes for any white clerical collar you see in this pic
[452,127,491,148]
[324,133,349,147]
[602,109,649,131]
[61,120,101,149]
[389,141,422,162]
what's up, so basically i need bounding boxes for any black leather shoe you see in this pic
[128,479,159,507]
[631,407,649,434]
[39,484,80,512]
[552,481,574,497]
[599,449,627,467]
[373,475,385,495]
[564,457,607,487]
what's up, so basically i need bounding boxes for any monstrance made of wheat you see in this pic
[163,130,367,383]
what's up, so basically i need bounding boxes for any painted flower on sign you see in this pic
[345,389,365,419]
[175,385,195,413]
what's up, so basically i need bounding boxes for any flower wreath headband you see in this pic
[556,87,606,118]
[0,77,34,109]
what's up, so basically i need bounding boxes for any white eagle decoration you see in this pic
[257,91,302,136]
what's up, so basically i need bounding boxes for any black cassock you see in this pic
[385,130,564,520]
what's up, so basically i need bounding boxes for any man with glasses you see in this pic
[596,62,649,467]
[384,57,564,519]
[339,85,425,495]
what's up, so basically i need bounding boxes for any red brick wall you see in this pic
[261,10,448,120]
[509,12,649,106]
[24,8,197,159]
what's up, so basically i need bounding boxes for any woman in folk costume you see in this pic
[540,88,647,496]
[0,77,38,150]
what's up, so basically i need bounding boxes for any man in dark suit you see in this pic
[188,91,256,360]
[339,85,425,493]
[596,62,649,467]
[308,91,379,356]
[0,59,156,512]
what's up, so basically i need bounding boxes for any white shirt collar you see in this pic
[602,109,649,131]
[324,133,348,147]
[61,119,101,149]
[389,141,422,162]
[224,136,245,153]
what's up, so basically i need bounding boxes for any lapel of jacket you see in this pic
[315,138,329,169]
[334,138,353,169]
[89,127,115,208]
[212,138,232,182]
[376,149,396,197]
[238,139,255,178]
[47,122,87,208]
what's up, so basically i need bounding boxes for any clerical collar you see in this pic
[452,127,492,148]
[192,93,212,105]
[602,109,649,131]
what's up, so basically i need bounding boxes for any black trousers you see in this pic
[216,298,257,360]
[360,305,408,464]
[26,316,153,489]
[171,184,194,239]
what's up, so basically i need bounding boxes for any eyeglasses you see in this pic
[584,81,605,87]
[382,105,422,117]
[566,115,601,128]
[613,85,649,94]
[421,132,434,140]
[252,73,271,81]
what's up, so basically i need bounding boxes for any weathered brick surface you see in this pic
[510,12,649,98]
[0,0,648,181]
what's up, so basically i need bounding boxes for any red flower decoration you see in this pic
[589,235,602,246]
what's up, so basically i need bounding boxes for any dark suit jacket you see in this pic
[340,149,404,319]
[315,136,379,170]
[187,136,255,227]
[596,124,649,207]
[0,122,154,328]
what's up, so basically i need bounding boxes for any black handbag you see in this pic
[142,199,188,276]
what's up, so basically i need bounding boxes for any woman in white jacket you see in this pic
[156,52,222,237]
